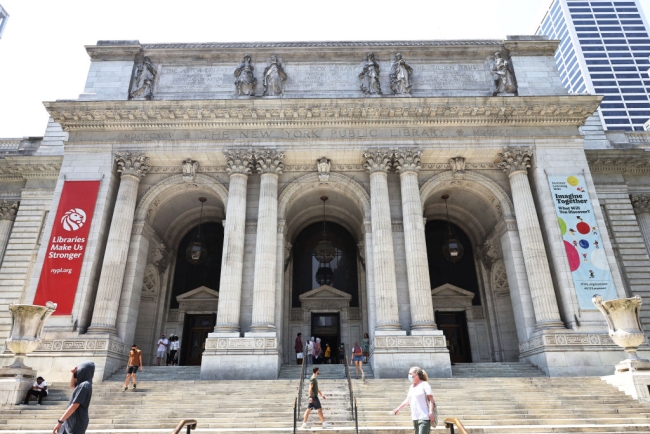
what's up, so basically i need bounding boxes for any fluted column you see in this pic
[496,147,563,330]
[249,149,284,333]
[631,194,650,256]
[363,150,401,332]
[89,152,150,334]
[0,201,19,266]
[394,149,437,332]
[214,150,254,335]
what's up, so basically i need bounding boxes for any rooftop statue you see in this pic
[234,55,257,97]
[263,56,287,96]
[129,56,157,100]
[359,53,382,96]
[491,52,517,96]
[389,53,413,97]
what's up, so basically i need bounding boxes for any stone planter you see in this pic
[5,301,57,371]
[593,295,650,372]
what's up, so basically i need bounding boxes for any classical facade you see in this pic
[1,37,649,381]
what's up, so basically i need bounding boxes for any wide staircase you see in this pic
[279,362,374,380]
[2,363,650,433]
[451,361,547,377]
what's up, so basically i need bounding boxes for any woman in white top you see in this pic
[306,339,314,366]
[392,366,436,434]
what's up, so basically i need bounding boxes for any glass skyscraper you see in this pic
[537,0,650,131]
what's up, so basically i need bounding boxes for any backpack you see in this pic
[354,345,362,356]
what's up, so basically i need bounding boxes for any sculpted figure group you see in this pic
[129,51,517,100]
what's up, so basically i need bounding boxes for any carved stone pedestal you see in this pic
[0,373,33,407]
[201,335,281,380]
[370,333,451,378]
[603,371,650,403]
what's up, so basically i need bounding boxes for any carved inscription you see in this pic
[157,66,233,93]
[417,63,490,90]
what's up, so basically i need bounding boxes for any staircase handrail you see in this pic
[444,417,468,434]
[171,419,196,434]
[294,355,306,433]
[344,355,359,434]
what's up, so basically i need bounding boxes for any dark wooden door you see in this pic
[436,311,472,364]
[311,313,340,362]
[181,314,215,366]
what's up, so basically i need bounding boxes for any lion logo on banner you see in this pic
[61,208,87,231]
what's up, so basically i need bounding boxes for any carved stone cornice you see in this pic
[224,150,254,176]
[0,200,19,222]
[43,96,602,131]
[115,152,150,178]
[586,150,650,174]
[631,194,650,215]
[363,149,393,175]
[0,156,63,180]
[254,149,284,175]
[394,148,422,175]
[496,147,532,176]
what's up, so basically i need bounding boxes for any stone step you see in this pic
[451,362,547,377]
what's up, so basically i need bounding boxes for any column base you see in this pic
[86,325,118,335]
[603,370,650,403]
[533,320,565,332]
[212,325,240,335]
[519,331,650,376]
[0,369,33,407]
[201,335,281,380]
[370,331,451,378]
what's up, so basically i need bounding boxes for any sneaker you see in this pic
[37,403,41,406]
[300,422,308,429]
[133,383,137,389]
[123,386,127,391]
[322,422,332,428]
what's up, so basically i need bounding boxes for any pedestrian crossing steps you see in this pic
[2,367,650,433]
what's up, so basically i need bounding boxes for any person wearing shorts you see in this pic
[300,367,332,429]
[351,341,365,380]
[124,344,142,391]
[156,334,168,366]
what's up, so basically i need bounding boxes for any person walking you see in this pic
[156,333,169,366]
[351,342,365,380]
[294,333,303,365]
[53,361,95,434]
[338,343,345,364]
[362,332,370,363]
[324,343,331,364]
[300,367,332,429]
[392,366,437,434]
[170,336,180,366]
[313,338,322,365]
[167,336,179,366]
[306,338,314,366]
[22,376,48,405]
[124,344,143,391]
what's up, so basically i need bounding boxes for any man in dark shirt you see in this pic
[53,361,94,434]
[300,367,332,429]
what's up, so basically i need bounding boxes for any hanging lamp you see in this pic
[441,194,464,263]
[314,196,336,285]
[186,197,208,264]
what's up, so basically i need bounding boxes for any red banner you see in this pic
[34,181,100,315]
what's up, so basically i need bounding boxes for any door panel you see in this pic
[436,311,472,364]
[181,314,215,366]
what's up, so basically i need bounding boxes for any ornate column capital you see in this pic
[362,149,393,175]
[496,147,532,176]
[254,149,285,175]
[630,193,650,215]
[0,200,19,222]
[224,150,254,176]
[394,148,422,174]
[115,152,150,178]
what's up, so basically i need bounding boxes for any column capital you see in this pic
[496,147,532,176]
[224,150,254,176]
[0,200,19,222]
[394,148,422,174]
[363,149,393,174]
[630,193,650,214]
[115,152,150,178]
[254,149,284,175]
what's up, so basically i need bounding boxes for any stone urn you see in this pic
[5,301,57,372]
[593,294,650,372]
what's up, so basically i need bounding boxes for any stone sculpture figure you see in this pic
[317,157,331,182]
[389,53,413,96]
[182,158,198,182]
[234,55,257,96]
[263,55,287,96]
[491,52,517,96]
[359,53,382,96]
[129,56,157,100]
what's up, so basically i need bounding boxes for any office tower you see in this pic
[0,4,8,39]
[537,0,650,131]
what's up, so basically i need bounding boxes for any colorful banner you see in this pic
[33,181,100,315]
[548,175,618,309]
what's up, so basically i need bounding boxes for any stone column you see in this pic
[214,150,254,335]
[496,147,563,331]
[362,150,402,332]
[248,149,284,334]
[89,152,150,334]
[394,149,437,333]
[631,194,650,256]
[0,201,19,266]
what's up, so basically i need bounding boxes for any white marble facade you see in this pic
[1,37,649,381]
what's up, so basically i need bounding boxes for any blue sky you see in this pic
[1,0,649,137]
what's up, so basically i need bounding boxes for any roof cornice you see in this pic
[586,149,650,174]
[0,156,62,180]
[44,95,602,131]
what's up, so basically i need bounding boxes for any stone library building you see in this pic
[1,36,650,383]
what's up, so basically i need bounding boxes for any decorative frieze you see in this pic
[587,151,650,174]
[204,337,277,351]
[36,339,127,355]
[0,200,19,222]
[373,335,446,350]
[519,333,621,357]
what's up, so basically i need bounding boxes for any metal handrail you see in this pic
[344,356,359,434]
[354,396,359,433]
[444,417,468,434]
[171,419,196,434]
[293,355,306,433]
